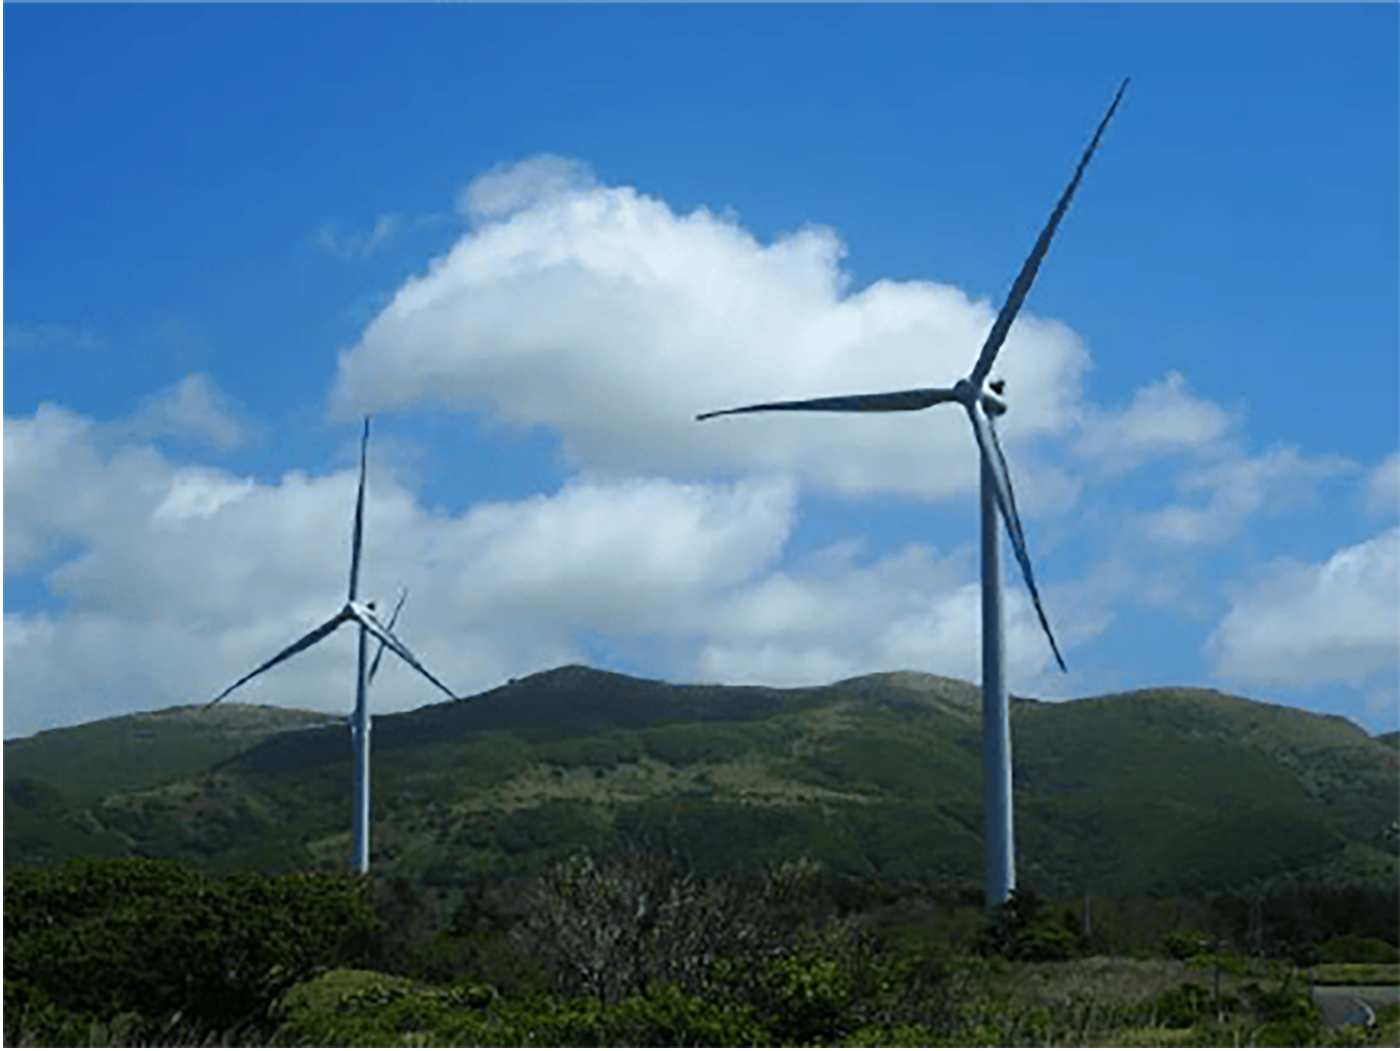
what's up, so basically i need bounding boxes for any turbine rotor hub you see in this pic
[954,376,1009,417]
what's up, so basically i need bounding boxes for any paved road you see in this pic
[1311,985,1399,1027]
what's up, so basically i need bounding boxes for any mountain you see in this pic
[5,667,1396,903]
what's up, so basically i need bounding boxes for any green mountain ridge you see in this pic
[5,666,1397,907]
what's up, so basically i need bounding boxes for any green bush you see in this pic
[275,968,768,1046]
[1149,981,1215,1027]
[1319,935,1400,964]
[1161,929,1214,960]
[4,857,377,1041]
[1242,976,1324,1047]
[710,921,922,1045]
[980,887,1084,961]
[1021,920,1081,961]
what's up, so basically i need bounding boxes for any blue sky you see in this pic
[5,4,1397,740]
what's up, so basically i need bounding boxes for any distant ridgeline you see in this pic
[5,665,1397,900]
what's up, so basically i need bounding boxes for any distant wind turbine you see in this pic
[699,79,1128,908]
[206,419,457,875]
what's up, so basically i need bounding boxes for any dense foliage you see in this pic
[4,857,377,1043]
[8,853,1395,1046]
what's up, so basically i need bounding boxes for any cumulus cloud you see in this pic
[1366,452,1400,516]
[124,373,254,449]
[695,546,986,687]
[1076,371,1235,473]
[1139,445,1354,548]
[331,156,1090,500]
[2,405,802,737]
[4,405,160,575]
[1206,528,1400,688]
[438,476,794,628]
[457,156,596,223]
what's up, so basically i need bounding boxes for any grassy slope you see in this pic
[3,703,340,868]
[5,668,1397,900]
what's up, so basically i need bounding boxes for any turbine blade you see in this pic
[348,417,370,602]
[206,610,352,707]
[367,587,407,685]
[970,78,1128,389]
[698,387,959,421]
[352,603,457,699]
[967,404,1068,672]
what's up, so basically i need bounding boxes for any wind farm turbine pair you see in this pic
[206,418,457,875]
[699,79,1129,907]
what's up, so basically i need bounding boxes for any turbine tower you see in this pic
[206,418,457,875]
[699,80,1127,908]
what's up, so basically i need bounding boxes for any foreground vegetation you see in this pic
[6,856,1397,1046]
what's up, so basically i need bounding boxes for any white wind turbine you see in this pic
[206,418,457,875]
[699,79,1128,908]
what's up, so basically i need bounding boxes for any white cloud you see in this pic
[1140,445,1354,548]
[1366,451,1400,516]
[314,214,405,259]
[1206,528,1400,687]
[1,406,798,738]
[153,468,256,524]
[124,373,253,449]
[692,541,1082,690]
[1076,371,1235,473]
[440,476,794,629]
[331,156,1090,500]
[4,405,166,575]
[458,156,596,223]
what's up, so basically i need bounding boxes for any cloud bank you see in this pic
[11,400,1092,738]
[331,158,1089,499]
[1207,528,1400,689]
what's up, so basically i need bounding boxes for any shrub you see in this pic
[1161,929,1214,960]
[4,857,376,1041]
[980,887,1084,961]
[513,852,831,1004]
[1318,935,1400,964]
[275,968,768,1046]
[1244,977,1323,1045]
[1148,981,1214,1028]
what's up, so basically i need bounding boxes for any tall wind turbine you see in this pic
[206,419,457,875]
[699,80,1127,908]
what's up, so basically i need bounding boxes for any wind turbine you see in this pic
[699,79,1127,908]
[206,419,457,875]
